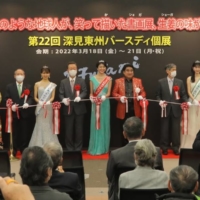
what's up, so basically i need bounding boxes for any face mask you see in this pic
[68,70,77,77]
[15,75,24,82]
[171,71,176,78]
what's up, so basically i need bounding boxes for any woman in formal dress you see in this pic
[29,66,59,147]
[88,60,112,155]
[181,60,200,148]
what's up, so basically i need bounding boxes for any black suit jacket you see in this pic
[193,130,200,151]
[5,82,33,118]
[59,77,87,115]
[106,141,164,200]
[48,170,82,200]
[30,185,72,200]
[156,77,188,117]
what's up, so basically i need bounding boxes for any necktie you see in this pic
[70,79,74,92]
[18,84,22,96]
[169,80,173,94]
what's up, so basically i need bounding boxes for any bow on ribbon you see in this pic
[173,86,180,100]
[5,99,13,133]
[181,102,189,135]
[52,102,61,134]
[21,89,30,103]
[93,97,102,130]
[74,84,81,97]
[139,99,149,131]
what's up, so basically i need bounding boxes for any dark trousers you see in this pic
[12,117,29,155]
[160,110,181,151]
[119,108,135,147]
[64,112,84,151]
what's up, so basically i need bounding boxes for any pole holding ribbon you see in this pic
[5,99,13,133]
[181,102,189,135]
[173,86,180,100]
[139,99,149,131]
[52,102,61,135]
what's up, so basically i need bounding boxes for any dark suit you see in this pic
[5,82,33,154]
[59,77,87,150]
[106,141,164,200]
[48,170,82,200]
[156,77,188,151]
[30,185,72,200]
[192,130,200,151]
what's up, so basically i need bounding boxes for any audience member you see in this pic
[119,139,168,195]
[0,176,35,200]
[193,130,200,151]
[19,146,72,200]
[157,165,200,200]
[106,117,164,200]
[43,142,82,200]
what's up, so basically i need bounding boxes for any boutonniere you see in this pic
[173,86,180,100]
[21,89,30,103]
[74,84,81,97]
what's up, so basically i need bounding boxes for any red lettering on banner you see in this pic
[0,19,9,31]
[17,18,25,31]
[74,17,85,30]
[8,18,18,31]
[25,18,36,31]
[60,18,73,30]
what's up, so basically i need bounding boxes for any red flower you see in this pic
[173,86,179,91]
[74,84,81,91]
[21,89,30,98]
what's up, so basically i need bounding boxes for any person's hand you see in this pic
[62,98,69,106]
[101,95,106,101]
[74,97,81,102]
[57,166,64,173]
[0,176,35,200]
[39,101,44,106]
[11,104,18,112]
[193,99,199,106]
[22,103,29,109]
[45,101,51,105]
[137,95,143,101]
[159,100,164,107]
[90,96,95,103]
[120,96,126,103]
[187,102,192,106]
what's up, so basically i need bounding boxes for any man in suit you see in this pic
[44,142,82,200]
[59,61,87,151]
[156,63,188,155]
[112,63,146,146]
[106,117,164,200]
[5,69,33,156]
[19,146,72,200]
[192,130,200,151]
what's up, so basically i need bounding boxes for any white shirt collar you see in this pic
[69,76,76,82]
[129,139,141,143]
[16,82,23,86]
[167,76,174,82]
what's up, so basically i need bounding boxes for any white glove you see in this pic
[90,96,94,103]
[11,104,18,112]
[187,102,192,106]
[120,96,126,103]
[22,103,29,109]
[62,98,69,106]
[39,101,44,106]
[137,95,143,101]
[74,97,81,102]
[101,95,106,101]
[135,87,141,94]
[46,101,51,105]
[159,100,164,106]
[193,99,199,106]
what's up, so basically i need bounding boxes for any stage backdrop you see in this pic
[0,0,200,148]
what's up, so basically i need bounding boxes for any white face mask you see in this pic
[171,71,177,78]
[68,70,77,77]
[15,75,24,82]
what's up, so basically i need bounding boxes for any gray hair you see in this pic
[165,63,176,70]
[134,139,157,167]
[170,165,198,193]
[123,117,143,139]
[43,142,63,170]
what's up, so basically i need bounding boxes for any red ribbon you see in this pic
[52,102,61,134]
[21,89,30,103]
[42,102,47,118]
[93,97,102,130]
[74,84,81,97]
[5,99,13,133]
[173,85,180,100]
[161,102,168,118]
[139,99,149,131]
[181,102,189,135]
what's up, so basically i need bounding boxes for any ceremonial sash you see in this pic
[35,83,57,115]
[191,79,200,100]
